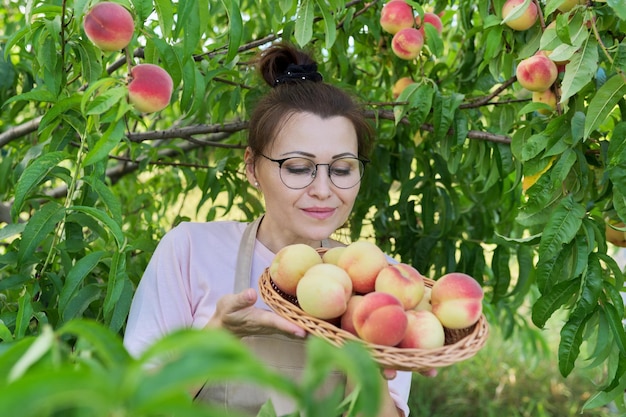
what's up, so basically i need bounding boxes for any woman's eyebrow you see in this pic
[278,151,357,159]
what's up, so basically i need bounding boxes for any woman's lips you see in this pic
[302,207,336,220]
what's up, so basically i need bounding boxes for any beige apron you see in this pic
[195,217,346,415]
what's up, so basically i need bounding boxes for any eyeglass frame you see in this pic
[258,153,370,190]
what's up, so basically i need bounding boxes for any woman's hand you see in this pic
[205,288,306,338]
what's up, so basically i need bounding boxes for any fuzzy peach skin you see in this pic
[430,273,484,329]
[398,310,445,349]
[296,263,353,320]
[532,89,557,115]
[392,77,415,99]
[340,294,364,336]
[375,263,425,310]
[379,0,415,35]
[337,241,389,294]
[391,27,424,60]
[322,246,346,266]
[414,286,432,312]
[269,243,322,296]
[416,12,443,35]
[353,292,408,346]
[515,55,558,92]
[128,64,174,113]
[83,2,135,51]
[501,0,538,31]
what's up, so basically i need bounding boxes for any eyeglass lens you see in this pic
[280,157,364,189]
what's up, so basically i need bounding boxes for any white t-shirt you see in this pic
[124,220,411,416]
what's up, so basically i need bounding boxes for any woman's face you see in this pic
[247,112,361,252]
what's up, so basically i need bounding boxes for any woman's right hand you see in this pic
[205,288,307,339]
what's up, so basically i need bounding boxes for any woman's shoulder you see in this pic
[165,220,247,243]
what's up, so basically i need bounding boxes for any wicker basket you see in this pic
[258,251,489,372]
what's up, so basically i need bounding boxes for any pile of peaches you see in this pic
[269,241,484,350]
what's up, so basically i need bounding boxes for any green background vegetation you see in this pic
[1,0,626,415]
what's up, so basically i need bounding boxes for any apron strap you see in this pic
[234,215,264,293]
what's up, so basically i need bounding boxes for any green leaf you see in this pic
[61,284,102,322]
[83,119,126,166]
[491,245,512,304]
[58,319,130,369]
[58,251,105,319]
[604,303,626,357]
[607,0,626,20]
[17,201,65,266]
[532,277,580,328]
[85,86,127,116]
[560,35,598,104]
[538,194,585,259]
[316,0,337,49]
[68,206,125,249]
[584,74,626,139]
[558,310,590,377]
[221,0,243,63]
[154,0,174,39]
[295,0,315,47]
[432,92,464,139]
[9,325,54,382]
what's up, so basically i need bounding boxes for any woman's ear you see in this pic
[244,147,258,186]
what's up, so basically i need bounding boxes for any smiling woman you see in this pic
[122,42,413,417]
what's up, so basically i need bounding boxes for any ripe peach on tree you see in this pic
[392,77,415,99]
[416,12,443,36]
[391,27,424,60]
[379,0,414,35]
[83,2,135,52]
[501,0,538,31]
[515,54,558,92]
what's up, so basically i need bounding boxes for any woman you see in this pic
[123,43,412,416]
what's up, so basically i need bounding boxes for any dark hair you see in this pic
[247,43,374,160]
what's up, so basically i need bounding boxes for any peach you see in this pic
[269,243,322,296]
[128,64,174,113]
[606,221,626,247]
[322,246,346,266]
[501,0,538,31]
[515,55,558,92]
[398,310,445,349]
[296,263,353,320]
[353,292,408,346]
[391,28,424,60]
[83,2,135,52]
[416,12,443,35]
[337,241,389,294]
[557,0,585,12]
[374,263,425,310]
[431,273,484,329]
[379,1,415,35]
[414,286,432,312]
[340,294,364,336]
[532,89,557,115]
[392,77,415,99]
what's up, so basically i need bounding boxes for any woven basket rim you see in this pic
[259,257,489,372]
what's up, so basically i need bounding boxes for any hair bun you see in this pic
[257,43,323,87]
[273,63,323,86]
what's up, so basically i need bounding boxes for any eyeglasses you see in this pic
[259,153,369,190]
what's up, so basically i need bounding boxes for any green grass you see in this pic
[408,326,619,417]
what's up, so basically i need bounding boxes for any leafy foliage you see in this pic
[0,319,382,417]
[1,0,626,412]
